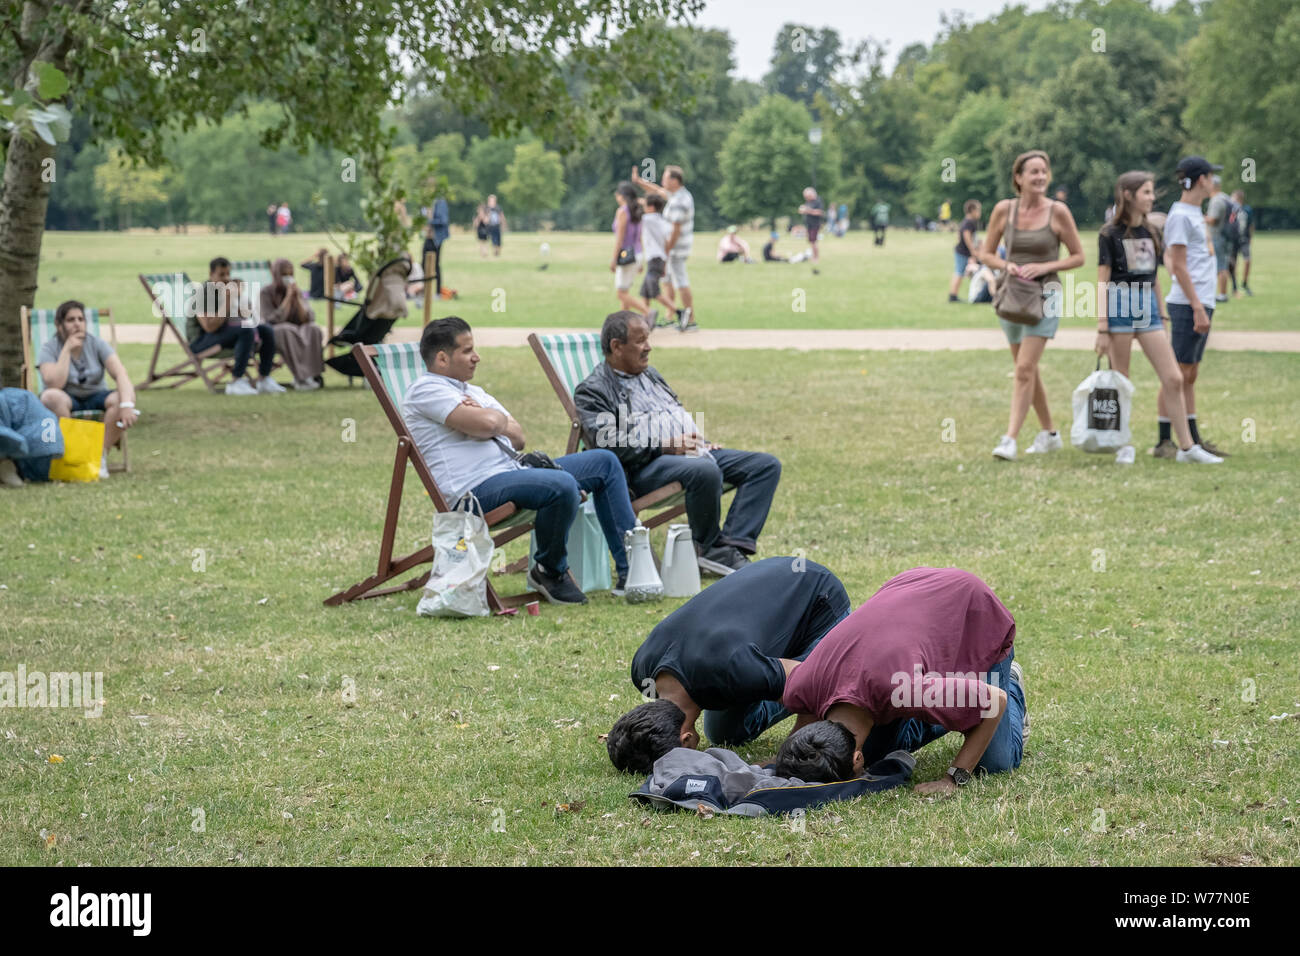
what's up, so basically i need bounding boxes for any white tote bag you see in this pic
[417,493,494,618]
[1070,358,1135,453]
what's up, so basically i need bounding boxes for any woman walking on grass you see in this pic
[980,150,1085,461]
[1095,172,1220,465]
[611,183,650,320]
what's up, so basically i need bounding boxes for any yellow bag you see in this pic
[48,417,104,482]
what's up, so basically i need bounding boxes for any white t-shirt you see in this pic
[402,371,521,500]
[1163,201,1215,307]
[641,213,670,261]
[663,187,694,256]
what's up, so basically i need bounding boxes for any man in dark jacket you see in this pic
[574,311,782,576]
[606,557,851,774]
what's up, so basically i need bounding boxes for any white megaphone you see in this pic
[622,523,664,604]
[660,524,701,598]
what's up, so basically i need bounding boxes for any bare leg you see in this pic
[1180,362,1198,416]
[39,388,72,418]
[102,392,123,451]
[679,286,694,321]
[1137,333,1192,449]
[1007,335,1050,438]
[616,289,648,316]
[948,271,962,297]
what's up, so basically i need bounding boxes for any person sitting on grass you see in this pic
[606,557,851,774]
[779,567,1027,794]
[574,311,782,578]
[715,227,753,263]
[192,257,282,396]
[403,317,639,605]
[37,299,139,479]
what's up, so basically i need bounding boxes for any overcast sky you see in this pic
[693,0,1057,79]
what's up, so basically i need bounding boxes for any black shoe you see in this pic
[948,294,960,303]
[611,573,627,598]
[526,564,588,605]
[696,544,748,577]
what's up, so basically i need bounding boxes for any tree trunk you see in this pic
[0,130,55,387]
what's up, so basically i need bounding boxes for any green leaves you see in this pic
[33,63,70,101]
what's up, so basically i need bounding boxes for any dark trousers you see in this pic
[630,448,781,553]
[471,449,636,577]
[191,324,276,379]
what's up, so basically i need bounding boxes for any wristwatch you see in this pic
[946,766,972,787]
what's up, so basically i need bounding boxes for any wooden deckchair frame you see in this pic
[137,273,284,392]
[19,305,130,474]
[527,332,714,532]
[324,343,541,610]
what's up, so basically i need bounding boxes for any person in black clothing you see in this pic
[300,248,328,299]
[605,558,852,774]
[949,199,982,302]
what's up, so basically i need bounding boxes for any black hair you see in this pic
[645,194,666,212]
[606,699,687,774]
[774,720,856,782]
[617,182,642,223]
[420,316,472,367]
[600,309,643,356]
[209,256,231,274]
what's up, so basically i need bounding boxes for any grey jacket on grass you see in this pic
[631,746,917,817]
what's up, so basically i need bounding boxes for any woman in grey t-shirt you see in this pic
[37,299,139,477]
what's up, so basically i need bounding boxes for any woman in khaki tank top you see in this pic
[979,150,1085,461]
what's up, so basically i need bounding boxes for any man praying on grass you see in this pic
[606,558,851,774]
[776,567,1028,793]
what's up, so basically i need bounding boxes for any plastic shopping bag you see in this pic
[528,496,611,592]
[417,493,493,618]
[48,417,104,482]
[1070,358,1135,453]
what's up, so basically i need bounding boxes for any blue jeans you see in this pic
[860,651,1025,776]
[471,448,636,577]
[630,448,781,553]
[190,324,276,378]
[701,587,851,746]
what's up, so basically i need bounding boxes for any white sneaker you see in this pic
[1115,445,1136,465]
[1025,429,1063,454]
[292,378,321,391]
[226,377,258,396]
[1009,661,1029,743]
[1176,443,1223,464]
[99,452,110,480]
[256,377,287,395]
[992,435,1017,461]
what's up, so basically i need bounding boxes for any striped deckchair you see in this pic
[137,272,281,392]
[527,331,732,533]
[324,342,539,610]
[20,306,129,473]
[230,259,273,289]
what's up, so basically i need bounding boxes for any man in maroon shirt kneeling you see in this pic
[778,567,1028,794]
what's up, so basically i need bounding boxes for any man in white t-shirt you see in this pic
[403,317,640,604]
[1158,156,1228,462]
[632,164,698,332]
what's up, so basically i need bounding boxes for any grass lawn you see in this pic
[1,336,1297,865]
[33,228,1300,332]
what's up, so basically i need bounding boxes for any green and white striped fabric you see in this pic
[142,271,192,330]
[27,308,107,396]
[231,259,273,289]
[536,332,604,395]
[372,343,428,416]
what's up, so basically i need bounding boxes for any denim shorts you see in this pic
[70,389,111,413]
[1106,283,1163,333]
[999,312,1059,345]
[954,251,970,276]
[1169,302,1212,364]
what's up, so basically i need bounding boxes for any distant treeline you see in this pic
[43,0,1300,234]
